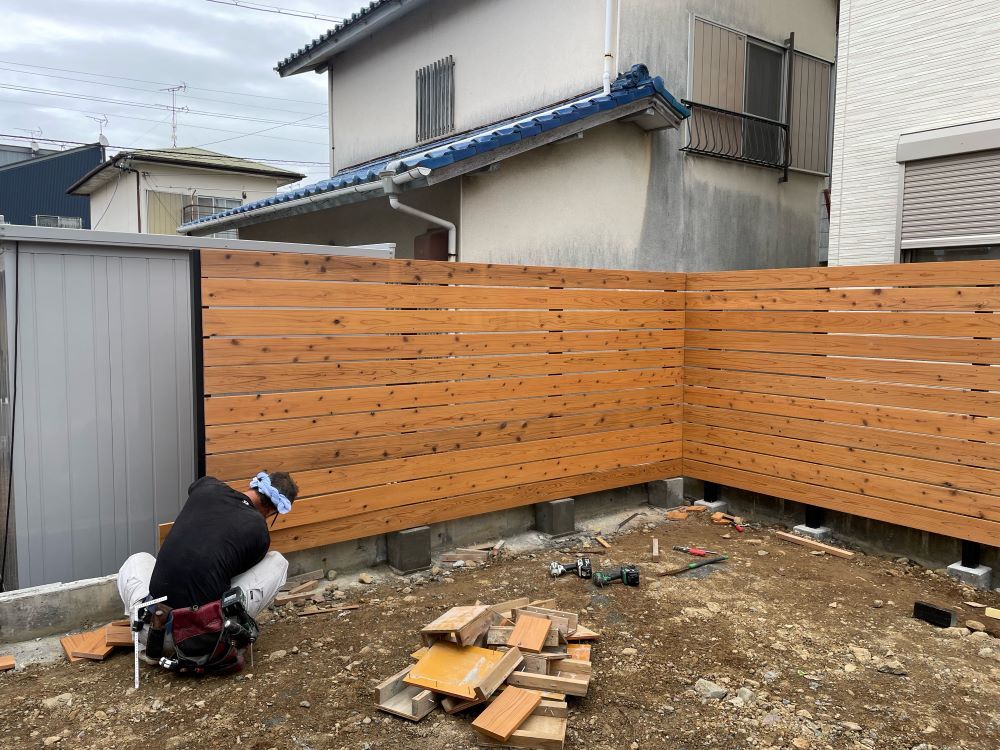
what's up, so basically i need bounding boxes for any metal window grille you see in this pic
[416,55,455,143]
[33,215,82,229]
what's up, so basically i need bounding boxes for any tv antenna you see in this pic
[14,127,43,151]
[161,82,188,147]
[86,114,110,146]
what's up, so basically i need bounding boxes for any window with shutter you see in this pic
[416,55,455,143]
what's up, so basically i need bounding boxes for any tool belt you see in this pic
[146,598,256,676]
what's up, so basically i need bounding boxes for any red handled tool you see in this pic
[672,545,723,557]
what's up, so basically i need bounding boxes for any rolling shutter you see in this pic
[901,150,1000,243]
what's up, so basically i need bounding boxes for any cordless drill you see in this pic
[549,558,593,579]
[592,564,640,588]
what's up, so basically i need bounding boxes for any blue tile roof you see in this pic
[180,65,688,232]
[277,0,395,74]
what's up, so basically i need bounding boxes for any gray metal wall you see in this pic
[0,225,394,589]
[6,243,195,587]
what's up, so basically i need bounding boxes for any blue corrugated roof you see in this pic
[180,65,688,232]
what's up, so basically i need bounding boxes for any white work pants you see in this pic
[116,550,289,620]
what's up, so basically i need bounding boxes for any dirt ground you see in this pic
[2,512,999,750]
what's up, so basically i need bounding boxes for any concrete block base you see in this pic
[647,478,684,508]
[946,562,993,590]
[695,499,729,513]
[387,526,431,575]
[535,498,576,537]
[793,524,833,542]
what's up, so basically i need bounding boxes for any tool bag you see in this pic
[169,601,246,675]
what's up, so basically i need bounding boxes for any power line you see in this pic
[0,59,324,105]
[194,110,329,148]
[0,83,327,129]
[204,0,345,23]
[0,65,325,116]
[0,96,328,146]
[0,133,329,166]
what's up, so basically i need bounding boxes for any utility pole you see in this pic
[161,82,188,147]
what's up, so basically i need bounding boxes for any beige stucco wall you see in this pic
[88,162,286,234]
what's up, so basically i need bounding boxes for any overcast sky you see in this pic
[1,0,367,188]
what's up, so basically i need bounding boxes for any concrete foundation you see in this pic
[695,500,729,513]
[0,574,122,644]
[535,498,576,537]
[387,526,432,574]
[946,562,993,591]
[647,477,684,508]
[793,524,833,542]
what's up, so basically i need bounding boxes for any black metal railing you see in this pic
[680,100,789,175]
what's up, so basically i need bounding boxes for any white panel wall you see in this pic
[829,0,1000,265]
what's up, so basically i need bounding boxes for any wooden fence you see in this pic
[684,260,1000,547]
[193,249,684,552]
[158,252,1000,552]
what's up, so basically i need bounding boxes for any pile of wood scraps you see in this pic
[375,597,599,748]
[441,540,506,565]
[664,505,707,521]
[60,620,133,663]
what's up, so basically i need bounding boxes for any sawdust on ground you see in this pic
[1,514,999,750]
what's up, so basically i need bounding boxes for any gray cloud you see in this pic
[1,0,364,186]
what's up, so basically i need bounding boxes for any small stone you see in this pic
[332,590,347,600]
[621,648,638,656]
[630,743,639,750]
[452,560,465,568]
[269,650,287,661]
[943,627,970,638]
[736,687,753,702]
[358,573,374,584]
[362,716,372,725]
[94,710,107,721]
[872,600,884,608]
[844,663,857,673]
[876,659,908,676]
[151,699,163,711]
[326,570,337,580]
[42,694,73,710]
[722,533,732,539]
[969,630,989,640]
[841,721,863,731]
[403,595,417,603]
[849,646,871,662]
[193,701,205,709]
[299,701,311,708]
[43,737,61,746]
[828,601,839,608]
[694,678,727,699]
[793,739,810,749]
[291,646,300,654]
[757,550,769,557]
[810,551,825,556]
[966,620,986,632]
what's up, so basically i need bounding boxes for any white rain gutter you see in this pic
[603,0,617,95]
[179,166,430,235]
[380,170,456,259]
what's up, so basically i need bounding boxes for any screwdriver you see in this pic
[672,545,722,557]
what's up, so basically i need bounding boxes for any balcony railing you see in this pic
[680,100,789,176]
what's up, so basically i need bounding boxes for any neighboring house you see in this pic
[0,142,58,168]
[829,0,1000,266]
[68,147,304,237]
[180,0,837,272]
[0,143,105,229]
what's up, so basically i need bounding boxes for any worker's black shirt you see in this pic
[150,476,269,609]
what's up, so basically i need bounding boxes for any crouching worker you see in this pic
[117,471,299,674]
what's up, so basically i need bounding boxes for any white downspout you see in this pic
[603,0,616,94]
[380,171,457,260]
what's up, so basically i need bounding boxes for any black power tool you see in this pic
[592,564,640,588]
[549,558,593,579]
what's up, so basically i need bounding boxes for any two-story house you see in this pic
[828,0,1000,266]
[180,0,837,272]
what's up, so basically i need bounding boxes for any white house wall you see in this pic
[89,163,287,234]
[829,0,1000,265]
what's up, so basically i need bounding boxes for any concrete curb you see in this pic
[0,574,122,644]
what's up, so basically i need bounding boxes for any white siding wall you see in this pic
[829,0,1000,265]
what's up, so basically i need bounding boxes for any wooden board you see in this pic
[375,665,438,721]
[104,624,134,648]
[66,627,114,661]
[517,607,579,633]
[506,614,553,654]
[565,644,591,661]
[0,655,14,672]
[404,642,522,700]
[479,715,568,750]
[472,687,543,741]
[773,531,855,558]
[421,606,496,646]
[507,670,590,697]
[565,625,601,642]
[488,625,561,649]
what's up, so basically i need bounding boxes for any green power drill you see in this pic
[592,564,640,588]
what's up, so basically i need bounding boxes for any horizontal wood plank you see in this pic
[208,387,681,453]
[206,369,680,425]
[686,286,999,311]
[685,349,1000,391]
[685,329,1000,365]
[204,329,684,367]
[203,278,684,310]
[685,259,1000,290]
[207,405,679,478]
[686,311,1000,338]
[201,249,684,290]
[206,350,680,394]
